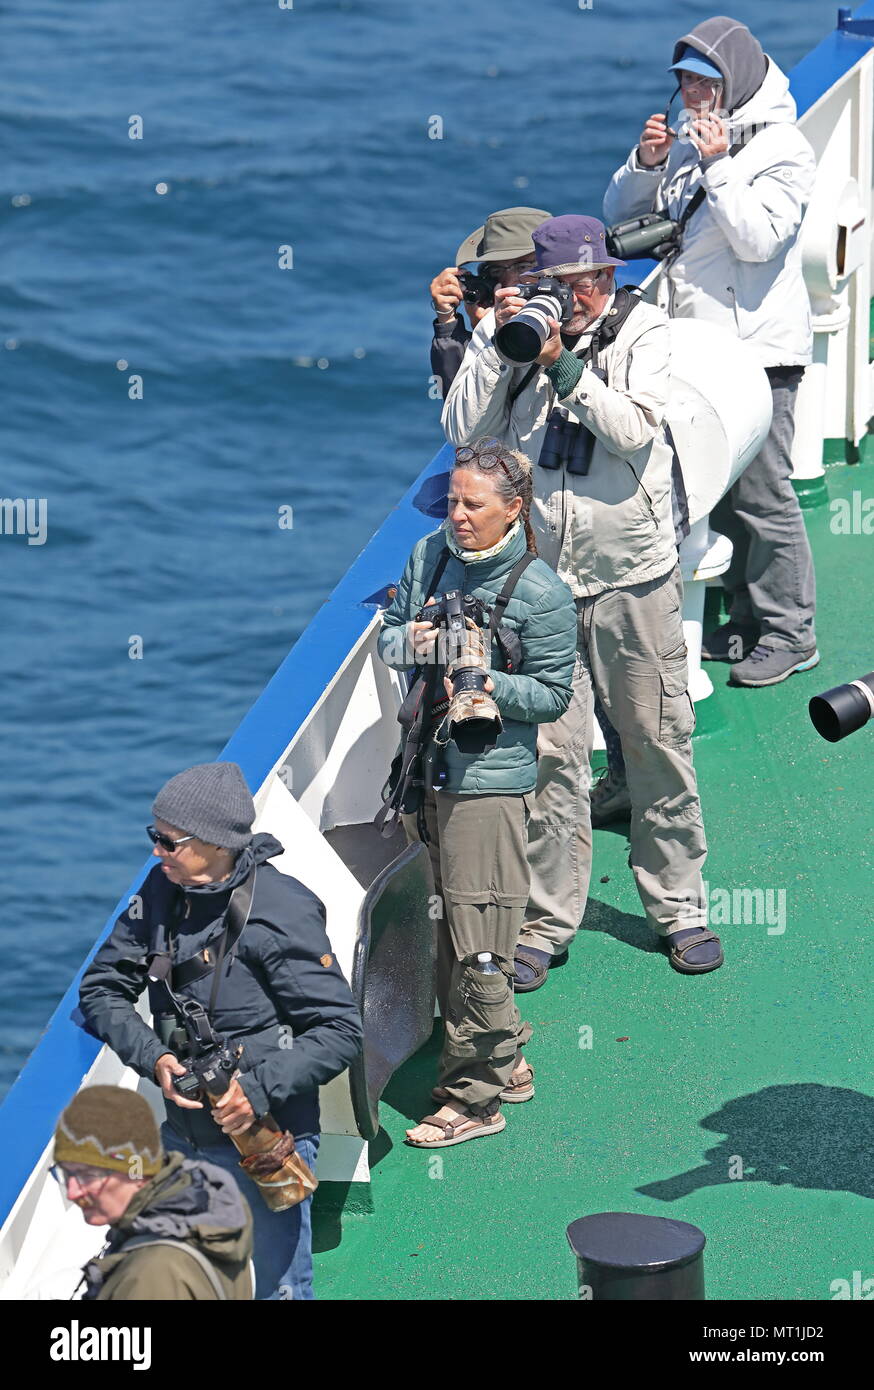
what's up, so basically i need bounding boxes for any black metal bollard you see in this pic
[567,1211,706,1300]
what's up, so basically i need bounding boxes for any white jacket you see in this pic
[441,298,678,599]
[603,59,815,368]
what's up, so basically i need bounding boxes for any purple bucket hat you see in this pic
[523,214,626,277]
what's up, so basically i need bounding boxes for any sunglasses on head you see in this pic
[455,440,513,481]
[146,825,196,853]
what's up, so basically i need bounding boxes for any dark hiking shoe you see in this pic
[729,644,821,687]
[665,927,724,973]
[700,620,760,663]
[590,766,631,826]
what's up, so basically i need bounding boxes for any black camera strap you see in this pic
[664,420,690,542]
[670,138,746,237]
[207,872,256,1016]
[582,285,644,366]
[147,872,256,1024]
[428,547,451,599]
[509,364,540,405]
[489,552,536,671]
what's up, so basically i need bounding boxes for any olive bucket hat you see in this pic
[455,206,552,266]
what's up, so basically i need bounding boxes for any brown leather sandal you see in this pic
[405,1106,506,1148]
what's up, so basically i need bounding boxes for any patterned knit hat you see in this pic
[54,1086,163,1178]
[152,761,255,850]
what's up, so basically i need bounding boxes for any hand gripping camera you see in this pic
[169,999,239,1100]
[167,999,316,1212]
[493,276,576,364]
[415,589,503,755]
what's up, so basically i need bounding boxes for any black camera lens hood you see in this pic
[809,671,874,742]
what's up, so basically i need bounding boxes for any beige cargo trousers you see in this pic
[521,563,708,954]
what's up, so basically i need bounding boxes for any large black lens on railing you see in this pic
[808,671,874,742]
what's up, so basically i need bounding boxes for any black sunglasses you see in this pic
[147,825,196,853]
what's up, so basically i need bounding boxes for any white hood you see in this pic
[728,58,797,137]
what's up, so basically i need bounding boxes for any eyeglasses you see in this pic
[147,825,196,853]
[678,72,722,93]
[563,271,602,290]
[51,1162,111,1190]
[481,260,536,284]
[455,440,513,482]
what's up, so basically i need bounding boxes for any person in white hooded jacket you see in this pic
[604,15,820,689]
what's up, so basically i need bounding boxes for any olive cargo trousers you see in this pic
[521,563,708,954]
[404,789,533,1109]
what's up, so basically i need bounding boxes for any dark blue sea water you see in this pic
[0,0,836,1096]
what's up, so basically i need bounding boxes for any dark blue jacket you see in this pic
[79,834,363,1145]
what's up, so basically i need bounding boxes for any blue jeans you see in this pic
[161,1124,319,1300]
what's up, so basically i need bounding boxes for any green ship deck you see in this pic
[311,458,874,1301]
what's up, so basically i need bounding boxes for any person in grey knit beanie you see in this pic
[81,754,364,1301]
[152,762,255,851]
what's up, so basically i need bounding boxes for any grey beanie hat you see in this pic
[152,762,255,850]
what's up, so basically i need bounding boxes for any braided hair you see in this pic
[452,437,538,554]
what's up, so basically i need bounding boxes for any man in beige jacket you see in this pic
[442,214,722,982]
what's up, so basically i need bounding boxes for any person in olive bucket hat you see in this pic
[79,762,363,1300]
[429,206,551,398]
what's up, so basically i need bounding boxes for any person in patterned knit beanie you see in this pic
[53,1085,253,1300]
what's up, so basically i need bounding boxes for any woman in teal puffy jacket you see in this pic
[377,437,576,1147]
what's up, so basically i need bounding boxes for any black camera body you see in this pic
[459,269,495,308]
[172,1069,203,1100]
[416,588,489,632]
[514,275,575,322]
[168,999,239,1100]
[172,1042,238,1100]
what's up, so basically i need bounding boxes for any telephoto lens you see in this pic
[808,671,874,742]
[442,593,503,754]
[494,276,574,363]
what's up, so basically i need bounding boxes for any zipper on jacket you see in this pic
[625,460,658,526]
[558,461,570,561]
